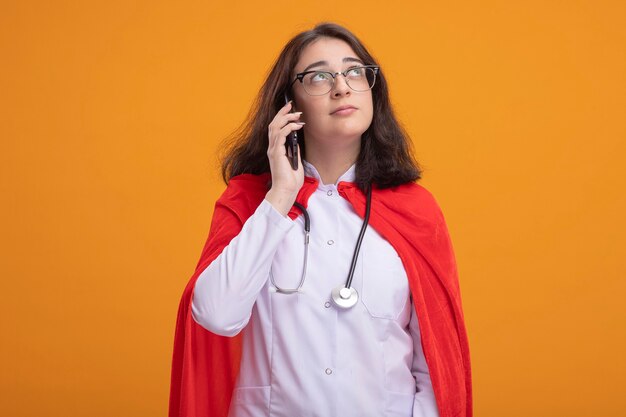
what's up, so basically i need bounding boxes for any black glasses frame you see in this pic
[289,65,380,96]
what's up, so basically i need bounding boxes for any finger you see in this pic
[269,111,302,134]
[279,112,303,128]
[268,108,299,138]
[278,121,305,141]
[268,117,303,142]
[277,100,294,116]
[270,109,301,132]
[269,122,304,150]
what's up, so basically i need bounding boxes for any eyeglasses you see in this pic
[289,65,380,96]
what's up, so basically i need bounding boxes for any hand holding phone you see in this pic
[284,93,299,171]
[264,96,305,215]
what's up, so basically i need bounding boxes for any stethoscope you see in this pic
[270,185,372,309]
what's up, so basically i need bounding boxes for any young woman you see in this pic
[170,23,472,417]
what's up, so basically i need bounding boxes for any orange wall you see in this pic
[1,1,625,416]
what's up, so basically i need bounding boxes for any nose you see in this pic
[331,73,351,97]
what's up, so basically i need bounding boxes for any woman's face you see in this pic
[291,37,374,151]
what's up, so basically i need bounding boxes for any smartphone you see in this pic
[283,92,299,170]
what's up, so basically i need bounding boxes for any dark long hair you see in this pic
[220,22,421,192]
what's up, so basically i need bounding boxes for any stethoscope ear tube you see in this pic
[331,184,372,309]
[292,202,310,231]
[344,184,372,290]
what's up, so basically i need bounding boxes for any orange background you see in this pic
[1,1,625,416]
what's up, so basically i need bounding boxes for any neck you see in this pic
[305,145,359,185]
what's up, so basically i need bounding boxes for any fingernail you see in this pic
[296,122,306,125]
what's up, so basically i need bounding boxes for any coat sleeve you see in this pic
[191,199,294,336]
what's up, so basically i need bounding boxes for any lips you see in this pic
[330,105,357,115]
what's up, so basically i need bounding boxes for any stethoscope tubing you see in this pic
[344,185,372,290]
[271,201,309,294]
[269,185,372,310]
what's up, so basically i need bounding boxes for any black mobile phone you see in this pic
[283,93,299,170]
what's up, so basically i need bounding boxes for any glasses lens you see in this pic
[345,67,376,92]
[303,72,334,96]
[300,67,378,95]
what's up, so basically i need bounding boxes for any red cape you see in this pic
[170,173,472,417]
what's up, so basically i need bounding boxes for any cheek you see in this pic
[297,104,325,125]
[360,97,374,125]
[366,98,375,125]
[292,90,309,113]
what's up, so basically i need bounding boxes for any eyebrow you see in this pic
[301,57,364,73]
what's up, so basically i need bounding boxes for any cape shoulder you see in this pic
[220,173,446,228]
[337,179,447,231]
[215,173,272,222]
[377,181,445,223]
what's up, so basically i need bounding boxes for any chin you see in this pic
[332,120,370,136]
[325,127,364,139]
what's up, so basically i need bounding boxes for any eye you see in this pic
[346,67,364,77]
[310,72,331,82]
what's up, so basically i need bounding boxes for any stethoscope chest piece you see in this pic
[331,285,359,309]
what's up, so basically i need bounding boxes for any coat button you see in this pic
[325,368,333,375]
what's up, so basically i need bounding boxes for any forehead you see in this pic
[295,37,361,72]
